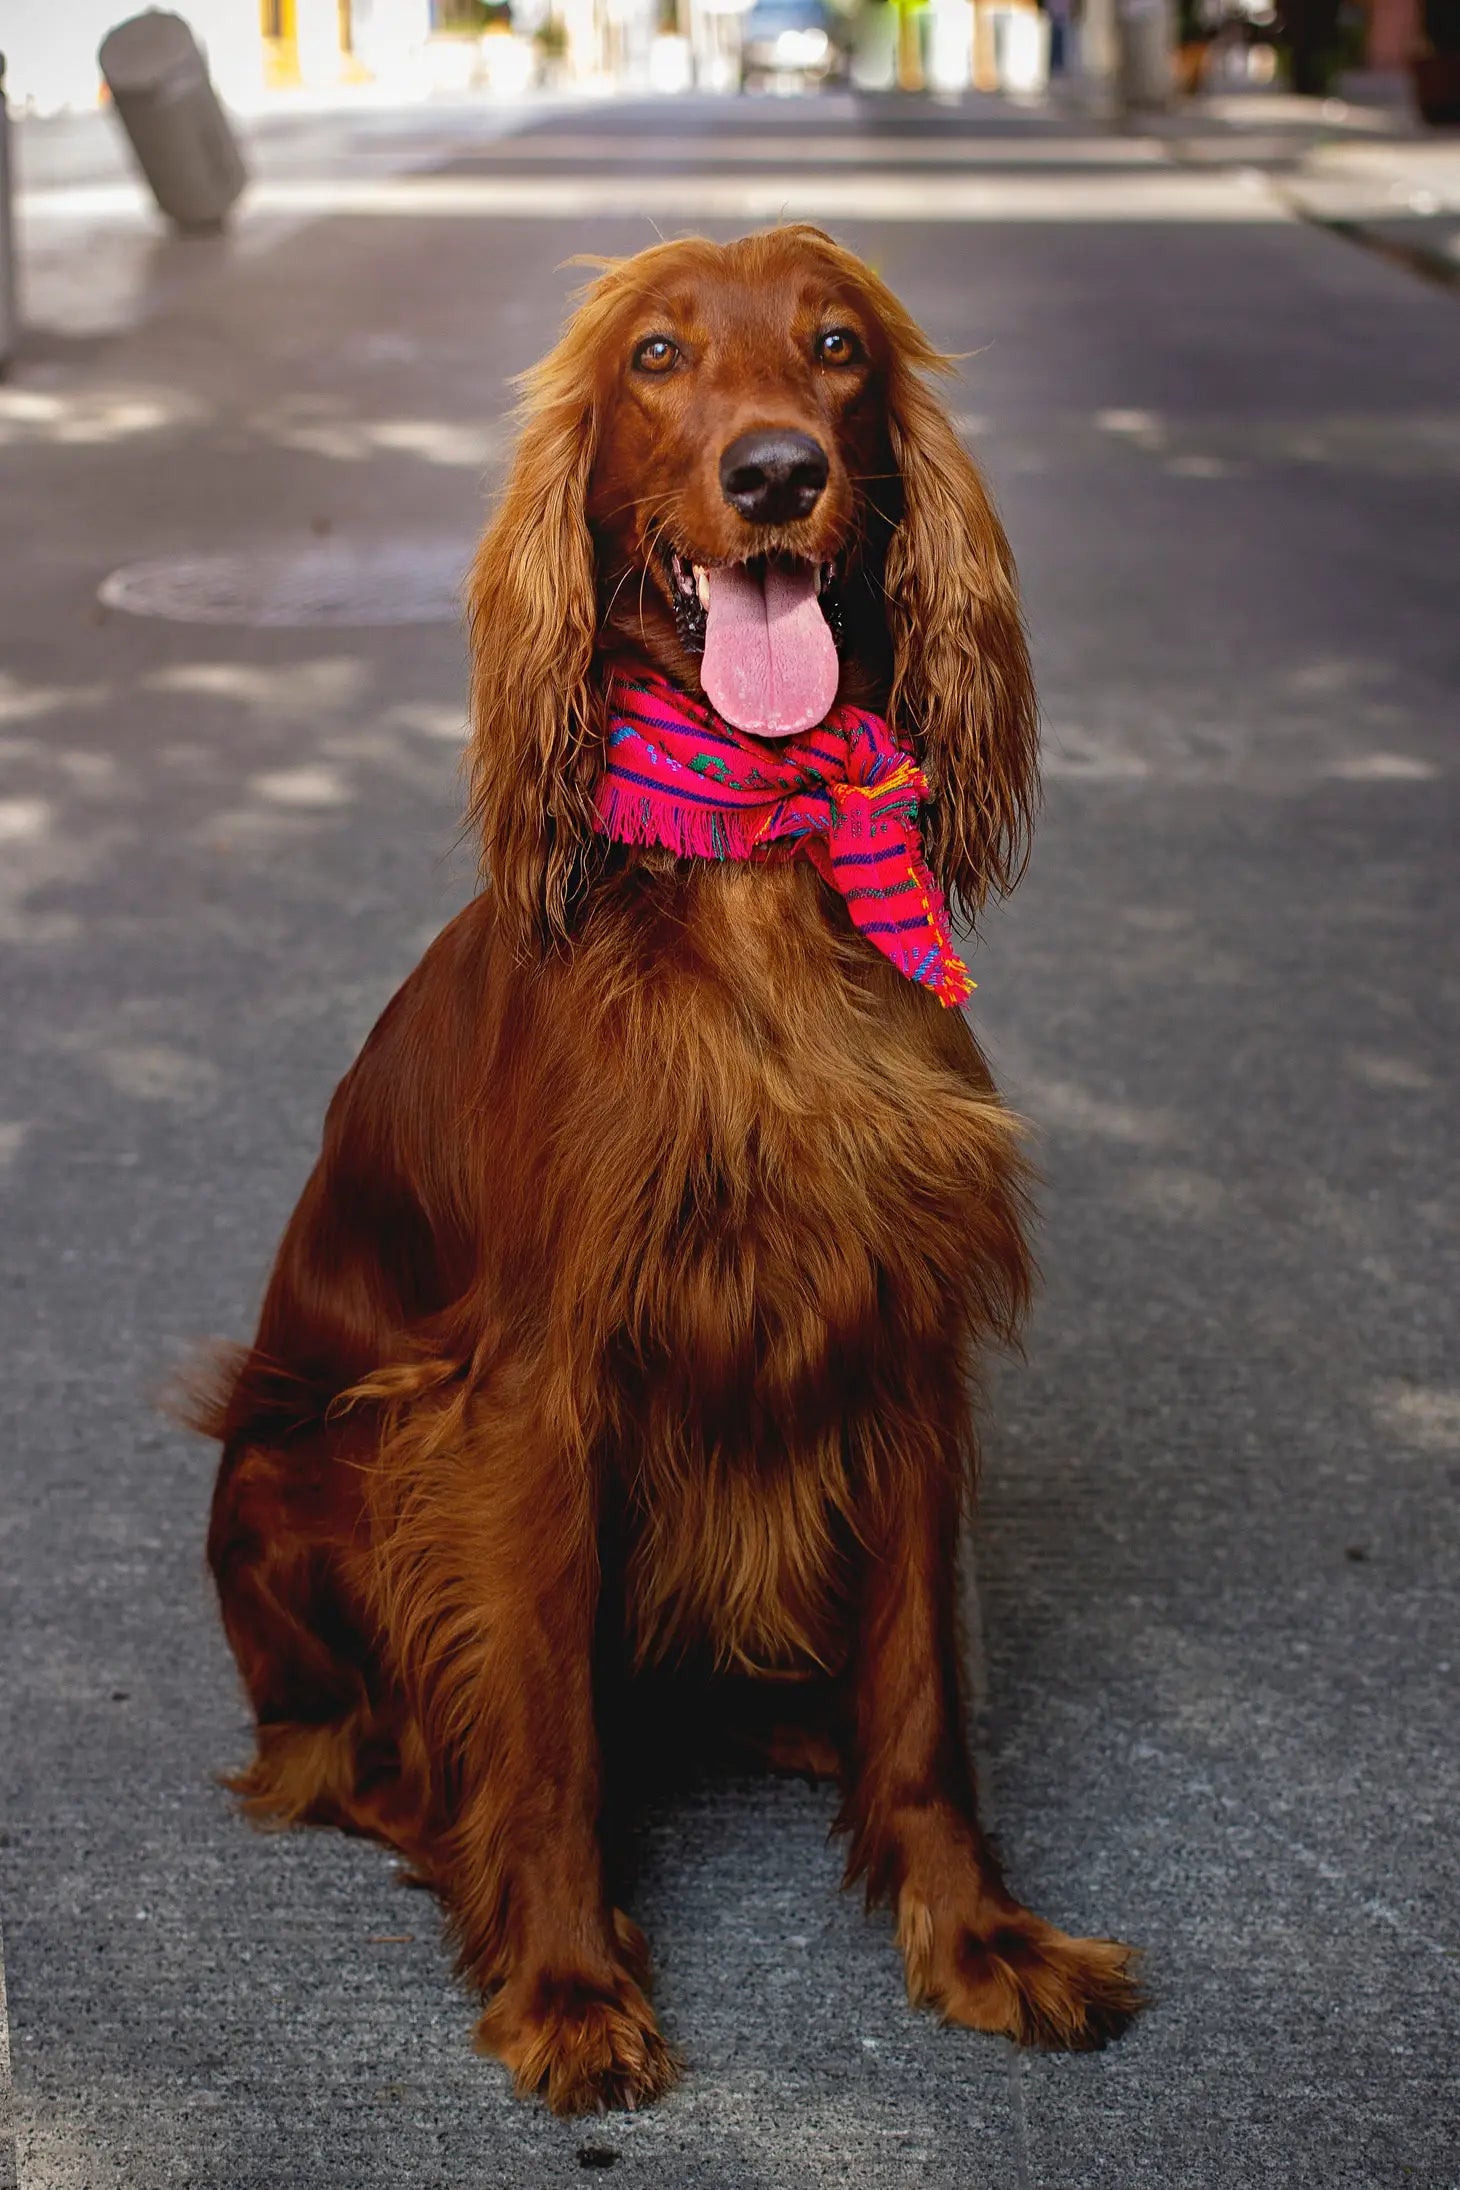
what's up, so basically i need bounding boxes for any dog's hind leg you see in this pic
[715,1674,847,1782]
[206,1437,433,1862]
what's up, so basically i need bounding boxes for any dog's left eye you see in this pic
[633,336,681,375]
[816,328,862,367]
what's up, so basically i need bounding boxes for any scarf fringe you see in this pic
[597,785,778,866]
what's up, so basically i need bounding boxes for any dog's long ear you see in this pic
[882,352,1039,924]
[466,329,605,957]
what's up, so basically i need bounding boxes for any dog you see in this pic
[201,226,1141,2115]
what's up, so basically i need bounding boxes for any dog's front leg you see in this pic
[389,1420,677,2114]
[843,1436,1142,2051]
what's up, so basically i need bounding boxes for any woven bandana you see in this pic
[595,668,973,1009]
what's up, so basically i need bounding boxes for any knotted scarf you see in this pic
[594,668,973,1009]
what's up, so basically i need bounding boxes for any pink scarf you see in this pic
[594,668,973,1009]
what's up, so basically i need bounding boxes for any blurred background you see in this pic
[1,4,1457,2188]
[2,0,1458,112]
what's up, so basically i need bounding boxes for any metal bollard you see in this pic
[0,53,16,379]
[98,11,248,235]
[1114,0,1173,107]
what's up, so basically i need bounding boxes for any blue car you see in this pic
[740,0,846,87]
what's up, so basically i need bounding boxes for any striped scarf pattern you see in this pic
[594,668,973,1009]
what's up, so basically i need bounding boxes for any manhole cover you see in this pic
[98,539,475,626]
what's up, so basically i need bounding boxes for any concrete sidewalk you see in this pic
[1117,77,1460,281]
[1,89,1458,2190]
[1279,131,1460,280]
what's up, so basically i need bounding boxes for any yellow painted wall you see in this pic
[261,0,300,83]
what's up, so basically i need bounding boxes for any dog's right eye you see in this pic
[633,336,680,376]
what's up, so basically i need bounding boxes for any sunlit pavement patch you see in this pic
[0,385,200,447]
[25,168,1291,226]
[97,540,474,626]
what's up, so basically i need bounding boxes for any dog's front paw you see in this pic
[898,1893,1143,2052]
[477,1956,679,2114]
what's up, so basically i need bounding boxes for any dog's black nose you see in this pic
[720,430,829,526]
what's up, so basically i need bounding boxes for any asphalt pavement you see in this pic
[2,88,1458,2190]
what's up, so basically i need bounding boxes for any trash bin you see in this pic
[98,11,248,234]
[0,53,16,379]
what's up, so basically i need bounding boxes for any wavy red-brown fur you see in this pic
[200,228,1139,2114]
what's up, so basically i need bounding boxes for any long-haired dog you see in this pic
[202,227,1141,2114]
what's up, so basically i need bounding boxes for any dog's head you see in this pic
[467,227,1037,955]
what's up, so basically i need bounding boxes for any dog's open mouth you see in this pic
[664,550,842,739]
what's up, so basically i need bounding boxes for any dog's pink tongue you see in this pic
[700,561,839,737]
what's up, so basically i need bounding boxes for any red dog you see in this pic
[202,226,1140,2114]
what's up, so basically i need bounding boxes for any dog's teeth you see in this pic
[694,565,711,611]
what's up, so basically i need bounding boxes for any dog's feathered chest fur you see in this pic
[278,859,1029,1680]
[420,859,1031,1672]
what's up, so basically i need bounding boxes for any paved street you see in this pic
[2,89,1458,2190]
